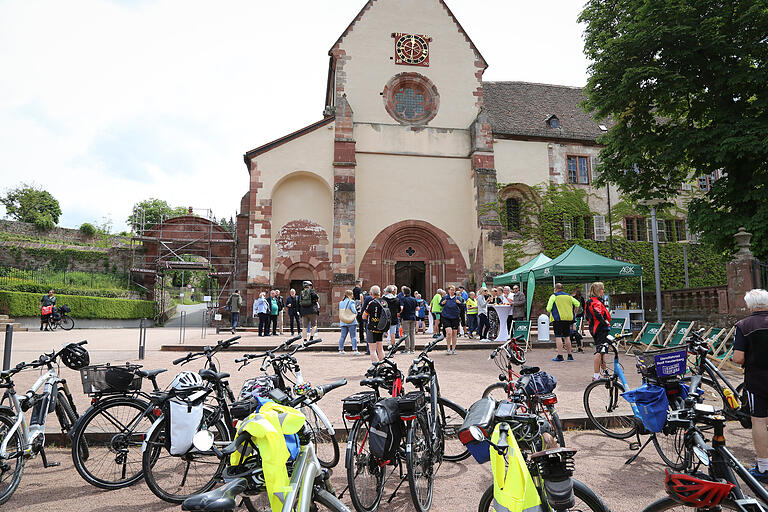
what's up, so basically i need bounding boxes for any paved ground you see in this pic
[1,327,761,511]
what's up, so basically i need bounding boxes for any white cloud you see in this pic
[0,0,589,231]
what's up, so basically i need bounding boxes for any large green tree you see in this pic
[128,198,188,230]
[0,183,62,226]
[579,0,768,259]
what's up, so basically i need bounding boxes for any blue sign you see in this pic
[654,350,687,377]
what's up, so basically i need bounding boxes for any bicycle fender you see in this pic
[307,403,334,436]
[0,405,14,417]
[142,415,164,452]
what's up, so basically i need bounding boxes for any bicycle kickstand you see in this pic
[39,446,60,468]
[625,434,654,465]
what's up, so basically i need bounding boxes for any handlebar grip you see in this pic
[222,336,241,344]
[497,424,510,449]
[285,335,302,346]
[77,340,88,346]
[234,357,247,363]
[360,377,385,388]
[319,379,348,395]
[172,356,188,365]
[304,338,323,347]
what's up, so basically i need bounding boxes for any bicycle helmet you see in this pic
[302,280,312,288]
[664,470,735,508]
[507,344,526,366]
[60,343,90,370]
[170,371,204,391]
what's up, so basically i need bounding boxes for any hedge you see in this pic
[0,291,154,319]
[0,282,136,298]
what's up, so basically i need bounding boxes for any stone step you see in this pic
[0,315,8,321]
[0,322,27,332]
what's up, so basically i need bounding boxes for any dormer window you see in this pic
[546,115,560,129]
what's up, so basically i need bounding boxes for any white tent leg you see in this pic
[640,276,645,324]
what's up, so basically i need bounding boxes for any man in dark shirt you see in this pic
[362,291,373,355]
[40,289,56,331]
[399,287,418,354]
[362,285,387,362]
[732,289,768,482]
[285,289,301,335]
[353,279,365,344]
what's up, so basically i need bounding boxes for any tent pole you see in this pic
[640,276,645,324]
[552,276,556,287]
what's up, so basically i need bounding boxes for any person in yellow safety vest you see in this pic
[546,282,581,362]
[229,402,306,512]
[489,423,543,512]
[466,292,478,339]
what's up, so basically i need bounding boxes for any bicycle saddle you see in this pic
[137,368,167,379]
[181,477,248,511]
[199,369,230,382]
[520,365,540,375]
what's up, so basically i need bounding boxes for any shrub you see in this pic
[33,213,55,231]
[0,291,154,319]
[79,223,97,236]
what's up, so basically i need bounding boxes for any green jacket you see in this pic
[546,291,580,322]
[430,294,443,313]
[227,292,243,311]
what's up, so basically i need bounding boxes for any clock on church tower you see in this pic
[392,33,431,66]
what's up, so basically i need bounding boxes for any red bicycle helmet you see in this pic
[664,470,735,508]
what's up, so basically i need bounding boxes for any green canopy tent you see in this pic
[524,244,643,319]
[493,253,552,286]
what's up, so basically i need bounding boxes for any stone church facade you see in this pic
[234,0,694,324]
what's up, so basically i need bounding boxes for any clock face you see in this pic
[394,34,430,66]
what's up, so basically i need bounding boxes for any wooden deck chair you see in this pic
[649,321,695,351]
[512,321,532,351]
[708,326,736,364]
[609,317,629,337]
[703,327,725,354]
[625,322,665,354]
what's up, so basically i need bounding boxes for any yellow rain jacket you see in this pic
[229,402,306,512]
[489,424,543,512]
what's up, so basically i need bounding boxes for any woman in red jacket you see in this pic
[585,282,611,381]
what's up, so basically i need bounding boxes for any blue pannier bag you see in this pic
[251,394,300,461]
[621,384,668,433]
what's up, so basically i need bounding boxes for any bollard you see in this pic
[138,318,146,360]
[3,324,12,371]
[179,311,187,344]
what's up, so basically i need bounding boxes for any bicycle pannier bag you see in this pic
[41,305,53,315]
[622,384,668,433]
[368,397,401,461]
[300,289,312,307]
[458,397,496,464]
[168,397,205,455]
[522,371,557,396]
[60,304,71,313]
[374,299,391,332]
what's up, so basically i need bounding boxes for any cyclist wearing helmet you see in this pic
[299,281,319,342]
[585,282,611,381]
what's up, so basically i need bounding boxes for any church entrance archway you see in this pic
[359,220,467,300]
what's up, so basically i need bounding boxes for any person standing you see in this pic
[506,284,525,334]
[466,291,478,339]
[400,287,418,353]
[415,292,426,334]
[40,289,56,331]
[268,290,279,336]
[572,288,587,351]
[274,289,284,334]
[546,282,580,362]
[476,287,491,341]
[338,290,359,354]
[226,289,243,334]
[254,292,269,336]
[430,289,444,338]
[362,290,374,355]
[353,279,365,345]
[299,281,320,341]
[732,289,768,482]
[285,288,301,335]
[362,285,387,362]
[383,285,402,348]
[586,282,612,380]
[440,286,461,354]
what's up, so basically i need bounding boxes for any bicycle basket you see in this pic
[80,363,142,395]
[635,345,688,380]
[622,384,669,433]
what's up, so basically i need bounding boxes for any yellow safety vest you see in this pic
[489,424,543,512]
[229,402,306,512]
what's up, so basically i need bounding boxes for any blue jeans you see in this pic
[231,312,239,330]
[339,324,357,351]
[467,314,478,335]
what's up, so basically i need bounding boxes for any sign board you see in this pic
[187,284,192,289]
[214,313,222,321]
[654,350,687,377]
[203,295,212,302]
[179,293,184,298]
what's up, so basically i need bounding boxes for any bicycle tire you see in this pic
[583,378,637,439]
[143,414,229,504]
[60,316,75,330]
[642,496,742,511]
[55,391,88,462]
[346,418,384,512]
[301,405,339,468]
[477,478,611,512]
[48,318,58,331]
[481,382,511,401]
[71,397,154,490]
[406,414,434,512]
[0,412,25,506]
[439,397,469,462]
[549,408,566,448]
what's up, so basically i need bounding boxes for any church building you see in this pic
[235,0,627,324]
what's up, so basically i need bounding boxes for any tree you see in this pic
[579,0,768,258]
[1,183,62,226]
[128,199,188,230]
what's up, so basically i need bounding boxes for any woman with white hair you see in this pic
[253,292,269,337]
[732,288,768,482]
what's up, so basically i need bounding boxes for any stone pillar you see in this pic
[726,227,758,316]
[331,95,356,323]
[470,110,504,286]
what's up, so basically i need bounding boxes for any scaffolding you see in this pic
[129,207,237,320]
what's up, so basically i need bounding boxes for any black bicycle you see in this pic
[47,305,74,331]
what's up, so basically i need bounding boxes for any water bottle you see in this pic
[723,388,740,409]
[295,370,304,385]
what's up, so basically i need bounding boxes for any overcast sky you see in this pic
[0,0,590,232]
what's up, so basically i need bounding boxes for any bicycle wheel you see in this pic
[301,405,339,468]
[48,318,58,331]
[438,397,469,462]
[71,397,153,489]
[143,413,229,504]
[55,391,88,461]
[60,316,75,330]
[346,418,384,512]
[0,413,24,506]
[583,379,637,439]
[482,382,511,401]
[642,496,741,511]
[681,376,727,412]
[477,478,611,512]
[406,414,434,512]
[548,407,566,448]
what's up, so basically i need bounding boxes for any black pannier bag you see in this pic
[368,397,402,461]
[458,397,496,464]
[230,398,259,420]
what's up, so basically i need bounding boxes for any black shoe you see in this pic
[309,335,314,341]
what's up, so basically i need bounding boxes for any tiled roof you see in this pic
[483,81,611,142]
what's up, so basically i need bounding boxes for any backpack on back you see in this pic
[368,397,402,461]
[374,299,391,332]
[300,289,313,308]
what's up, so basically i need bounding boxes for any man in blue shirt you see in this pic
[440,286,462,355]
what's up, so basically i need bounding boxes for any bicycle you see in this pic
[141,335,242,503]
[47,304,74,331]
[182,381,351,512]
[463,400,610,512]
[641,374,768,511]
[236,336,341,468]
[483,335,565,447]
[404,334,470,511]
[0,341,89,505]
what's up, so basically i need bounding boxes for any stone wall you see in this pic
[0,219,130,247]
[0,242,132,274]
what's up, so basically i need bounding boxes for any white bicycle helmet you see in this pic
[170,371,204,391]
